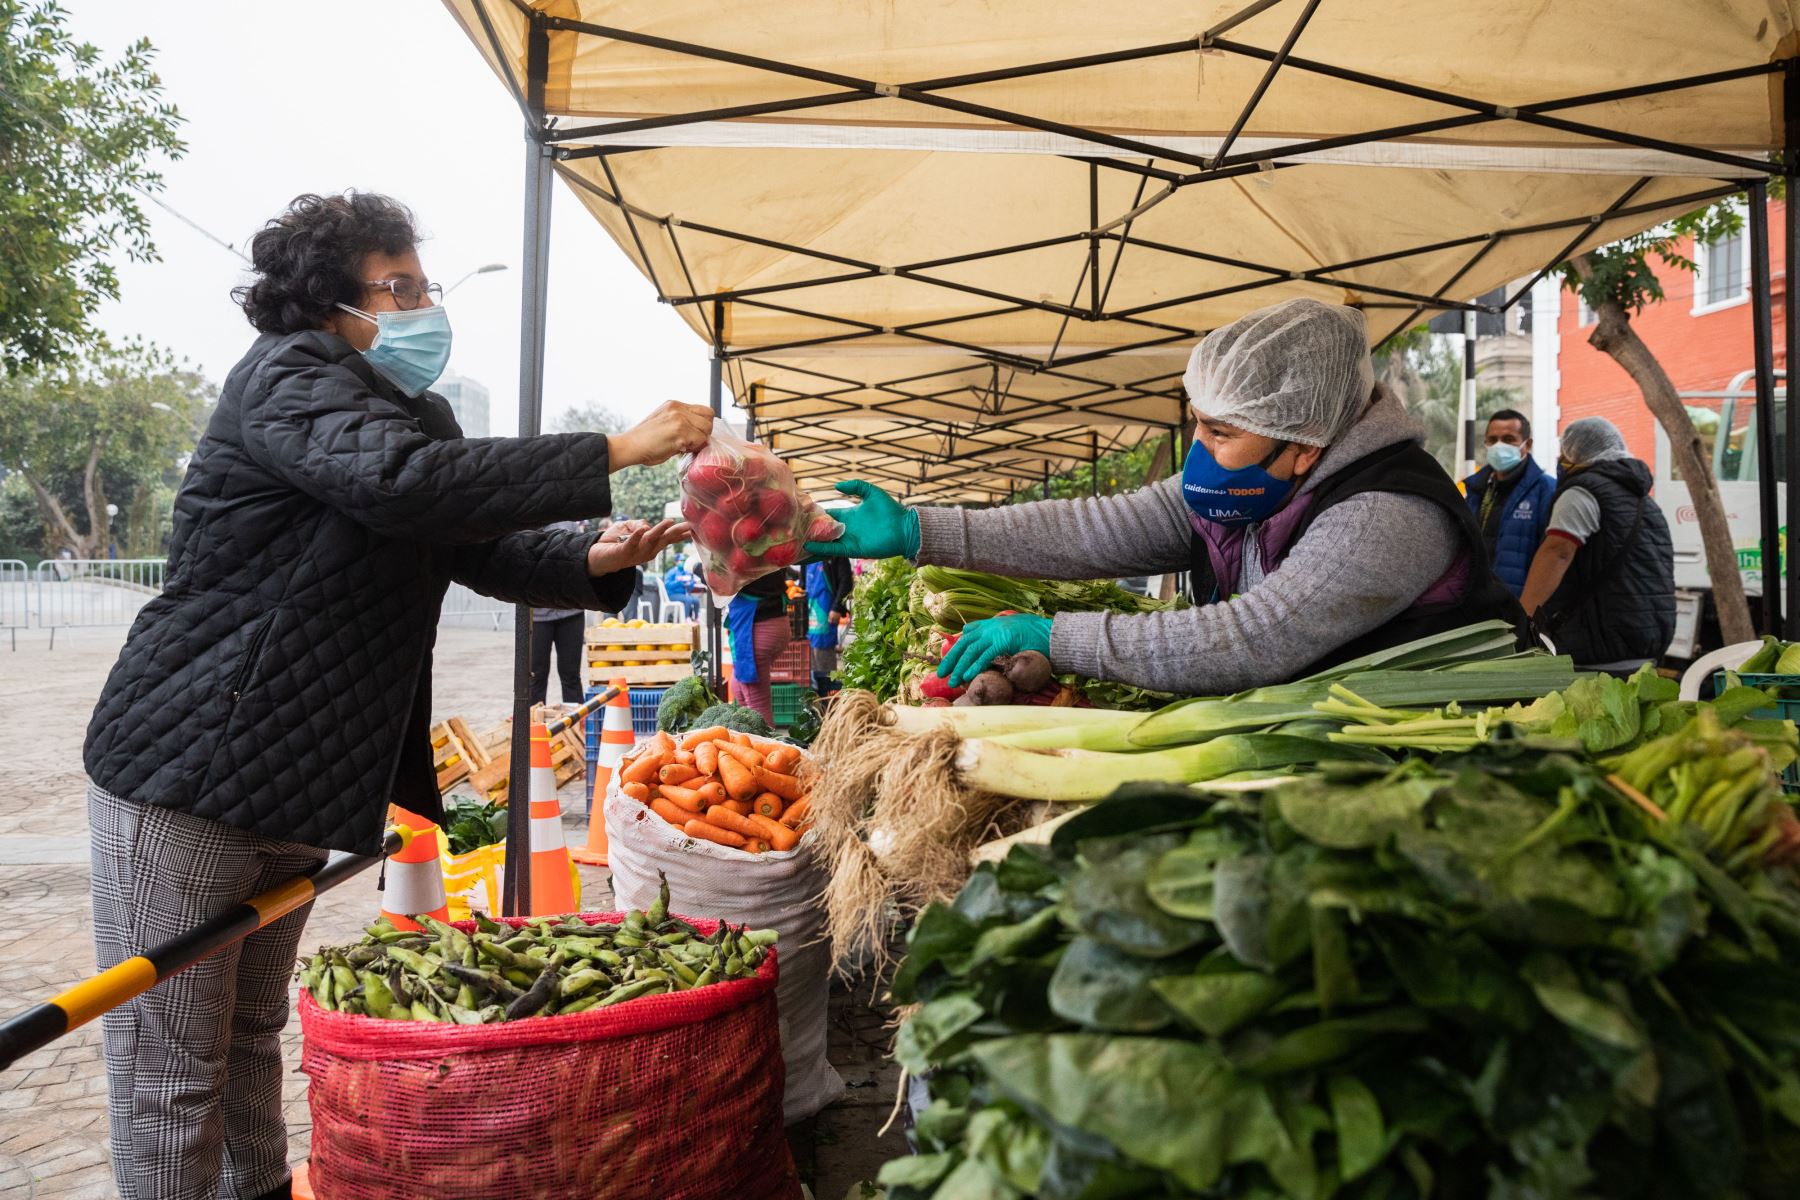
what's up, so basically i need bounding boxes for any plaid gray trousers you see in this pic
[89,783,326,1200]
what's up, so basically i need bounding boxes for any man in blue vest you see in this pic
[1462,408,1555,597]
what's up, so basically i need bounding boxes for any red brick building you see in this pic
[1546,196,1784,459]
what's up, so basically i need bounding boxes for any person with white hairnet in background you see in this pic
[1519,416,1674,672]
[803,298,1524,695]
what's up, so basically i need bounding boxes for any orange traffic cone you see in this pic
[527,721,577,916]
[379,807,449,932]
[572,680,632,867]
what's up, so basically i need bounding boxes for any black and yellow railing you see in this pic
[0,824,410,1071]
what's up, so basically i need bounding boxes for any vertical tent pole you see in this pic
[1091,432,1099,497]
[1043,460,1052,500]
[1749,178,1783,636]
[705,299,725,696]
[503,15,553,916]
[1459,310,1478,477]
[1785,62,1800,624]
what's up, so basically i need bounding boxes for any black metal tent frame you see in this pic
[483,0,1800,913]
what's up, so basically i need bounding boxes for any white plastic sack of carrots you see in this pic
[604,729,843,1124]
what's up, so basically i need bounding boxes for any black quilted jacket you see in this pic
[84,330,635,853]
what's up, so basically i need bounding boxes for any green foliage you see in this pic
[0,0,185,373]
[654,675,719,733]
[693,702,771,737]
[838,556,923,699]
[1560,199,1748,316]
[884,753,1800,1199]
[1005,433,1173,503]
[556,402,682,522]
[0,340,211,555]
[1375,329,1521,475]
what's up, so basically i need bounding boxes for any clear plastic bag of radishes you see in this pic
[678,421,842,598]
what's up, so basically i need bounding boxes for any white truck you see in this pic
[1651,368,1785,659]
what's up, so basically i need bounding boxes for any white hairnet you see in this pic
[1182,298,1376,447]
[1560,417,1632,465]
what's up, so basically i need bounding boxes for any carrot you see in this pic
[685,818,747,849]
[764,746,800,775]
[779,796,811,828]
[752,793,785,820]
[742,837,772,854]
[722,799,753,816]
[621,781,652,803]
[716,740,766,770]
[704,805,762,839]
[650,797,693,828]
[621,752,669,787]
[758,768,803,802]
[680,725,728,750]
[694,741,720,777]
[748,813,799,851]
[695,781,728,807]
[730,731,753,747]
[658,784,707,813]
[649,731,676,755]
[716,752,759,802]
[659,763,699,787]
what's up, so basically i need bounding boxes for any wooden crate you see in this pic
[460,715,585,800]
[431,716,494,794]
[586,622,697,686]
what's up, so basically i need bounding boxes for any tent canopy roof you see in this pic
[445,0,1795,500]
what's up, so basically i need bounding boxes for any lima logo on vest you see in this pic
[1512,499,1533,520]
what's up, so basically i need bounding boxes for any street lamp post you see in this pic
[445,262,509,295]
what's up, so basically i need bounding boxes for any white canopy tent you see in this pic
[437,0,1800,910]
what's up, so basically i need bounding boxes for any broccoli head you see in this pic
[693,702,772,737]
[655,676,719,733]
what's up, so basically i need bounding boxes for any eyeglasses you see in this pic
[363,277,443,310]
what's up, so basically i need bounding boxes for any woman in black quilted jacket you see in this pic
[80,192,712,1200]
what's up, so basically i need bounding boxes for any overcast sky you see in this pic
[69,0,713,435]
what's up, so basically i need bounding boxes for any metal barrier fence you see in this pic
[5,559,516,646]
[0,560,29,650]
[33,559,167,647]
[439,581,509,630]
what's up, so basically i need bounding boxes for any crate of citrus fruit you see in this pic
[584,617,697,686]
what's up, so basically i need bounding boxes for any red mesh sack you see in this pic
[678,420,842,598]
[299,913,801,1200]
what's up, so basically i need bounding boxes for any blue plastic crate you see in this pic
[586,683,673,741]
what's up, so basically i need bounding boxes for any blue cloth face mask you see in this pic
[337,302,452,397]
[1485,442,1524,474]
[1180,438,1296,526]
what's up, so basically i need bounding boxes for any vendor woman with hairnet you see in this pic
[803,298,1523,694]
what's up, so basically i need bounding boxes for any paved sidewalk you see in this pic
[0,624,901,1199]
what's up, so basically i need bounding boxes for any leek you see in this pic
[955,733,1384,803]
[1130,659,1575,747]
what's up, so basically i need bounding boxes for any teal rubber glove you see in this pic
[802,480,921,560]
[938,614,1053,687]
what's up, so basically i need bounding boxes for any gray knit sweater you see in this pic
[914,389,1460,695]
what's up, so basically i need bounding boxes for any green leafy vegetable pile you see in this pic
[836,560,1181,710]
[441,796,509,856]
[883,735,1800,1198]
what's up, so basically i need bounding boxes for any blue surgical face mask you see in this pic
[1180,438,1297,526]
[337,302,452,397]
[1486,442,1524,474]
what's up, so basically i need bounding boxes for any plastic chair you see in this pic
[652,576,687,624]
[1678,640,1765,701]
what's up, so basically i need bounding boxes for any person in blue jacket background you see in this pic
[805,558,854,694]
[663,553,698,619]
[1462,408,1555,597]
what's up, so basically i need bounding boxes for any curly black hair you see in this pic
[231,192,419,334]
